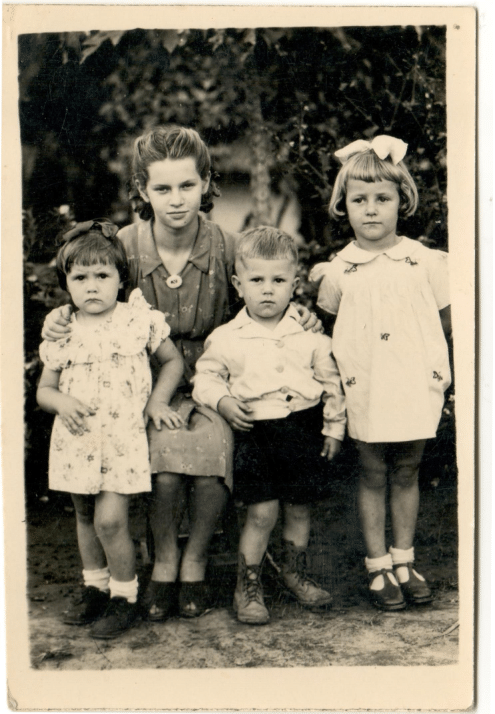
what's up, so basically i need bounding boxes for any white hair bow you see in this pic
[334,135,408,165]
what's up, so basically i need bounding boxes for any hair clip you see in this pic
[63,218,119,243]
[335,135,408,166]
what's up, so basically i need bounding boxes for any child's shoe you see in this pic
[233,553,270,625]
[393,562,433,604]
[281,541,333,608]
[142,580,178,622]
[63,586,109,626]
[90,596,139,639]
[368,569,406,611]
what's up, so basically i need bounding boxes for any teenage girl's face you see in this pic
[138,157,210,233]
[345,179,401,251]
[66,262,122,318]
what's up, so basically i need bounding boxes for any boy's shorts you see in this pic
[233,404,335,505]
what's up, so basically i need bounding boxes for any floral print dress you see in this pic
[39,289,170,495]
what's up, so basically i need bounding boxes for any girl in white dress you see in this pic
[310,136,451,611]
[37,219,184,638]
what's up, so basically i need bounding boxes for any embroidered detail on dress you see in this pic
[346,377,356,387]
[433,371,443,381]
[344,264,358,273]
[405,257,418,266]
[381,333,390,341]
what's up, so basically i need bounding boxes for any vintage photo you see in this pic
[2,5,476,711]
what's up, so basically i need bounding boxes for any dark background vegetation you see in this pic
[21,26,455,503]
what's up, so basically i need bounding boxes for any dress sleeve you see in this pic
[148,310,171,354]
[309,261,342,315]
[312,335,347,440]
[425,249,450,310]
[39,339,69,371]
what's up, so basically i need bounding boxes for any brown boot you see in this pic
[281,540,333,607]
[233,553,270,625]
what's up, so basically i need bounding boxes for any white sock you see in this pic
[365,554,398,590]
[109,576,138,604]
[389,546,425,583]
[83,567,110,593]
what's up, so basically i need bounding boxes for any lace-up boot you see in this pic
[281,540,333,607]
[233,553,269,625]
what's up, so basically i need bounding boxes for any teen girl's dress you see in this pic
[310,237,451,443]
[39,289,170,495]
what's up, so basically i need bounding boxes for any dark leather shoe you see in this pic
[90,597,139,639]
[142,581,178,622]
[368,568,406,611]
[63,586,109,626]
[394,563,433,604]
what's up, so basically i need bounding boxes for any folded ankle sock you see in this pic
[109,576,138,604]
[365,554,397,590]
[83,567,110,593]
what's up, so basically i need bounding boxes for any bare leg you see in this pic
[238,500,279,565]
[389,440,426,550]
[71,494,107,571]
[179,476,229,582]
[282,503,311,548]
[93,491,134,582]
[149,472,187,582]
[355,441,388,559]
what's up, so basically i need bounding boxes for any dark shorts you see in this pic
[233,404,335,505]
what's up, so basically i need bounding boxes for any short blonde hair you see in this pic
[329,149,418,220]
[235,226,298,272]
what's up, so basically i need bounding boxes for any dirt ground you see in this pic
[26,450,459,671]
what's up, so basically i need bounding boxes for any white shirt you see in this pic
[192,305,346,440]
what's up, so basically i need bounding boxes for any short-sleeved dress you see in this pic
[39,289,170,495]
[310,237,451,444]
[118,215,239,490]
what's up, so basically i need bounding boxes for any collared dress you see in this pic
[118,215,239,489]
[310,237,451,444]
[39,289,170,495]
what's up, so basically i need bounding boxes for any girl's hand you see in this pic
[145,396,184,431]
[321,436,341,461]
[57,395,96,436]
[42,305,73,341]
[218,396,254,432]
[295,304,323,333]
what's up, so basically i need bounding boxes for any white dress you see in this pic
[39,289,170,495]
[310,237,451,443]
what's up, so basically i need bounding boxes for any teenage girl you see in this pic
[42,126,319,621]
[37,220,184,638]
[310,136,451,610]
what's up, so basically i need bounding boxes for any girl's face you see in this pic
[345,178,400,251]
[66,262,122,318]
[138,157,210,233]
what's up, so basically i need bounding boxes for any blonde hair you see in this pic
[329,149,418,220]
[235,226,298,272]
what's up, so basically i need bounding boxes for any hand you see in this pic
[296,304,323,333]
[57,395,96,436]
[321,436,341,461]
[145,395,185,431]
[218,396,254,432]
[42,305,73,341]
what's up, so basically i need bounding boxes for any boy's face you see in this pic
[232,257,299,328]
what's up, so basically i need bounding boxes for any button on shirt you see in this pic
[192,305,346,440]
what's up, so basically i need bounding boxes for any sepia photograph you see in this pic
[2,4,476,711]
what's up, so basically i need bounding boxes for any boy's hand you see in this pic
[57,395,96,436]
[145,396,184,431]
[321,436,341,461]
[295,304,323,333]
[42,305,73,341]
[218,396,254,432]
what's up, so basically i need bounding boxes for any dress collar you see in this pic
[231,304,303,338]
[338,236,421,264]
[139,215,212,278]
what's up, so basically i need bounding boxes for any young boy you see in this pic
[192,227,346,625]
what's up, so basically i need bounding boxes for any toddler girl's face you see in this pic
[66,262,122,318]
[345,179,400,251]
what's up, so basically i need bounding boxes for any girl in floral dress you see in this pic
[37,220,184,638]
[310,136,452,611]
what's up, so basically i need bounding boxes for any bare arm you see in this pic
[37,367,96,435]
[144,338,185,430]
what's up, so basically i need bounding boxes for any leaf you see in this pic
[161,30,180,54]
[80,31,125,63]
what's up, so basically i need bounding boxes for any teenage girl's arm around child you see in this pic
[144,338,185,430]
[37,369,96,436]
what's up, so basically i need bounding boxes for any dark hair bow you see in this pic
[63,218,119,243]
